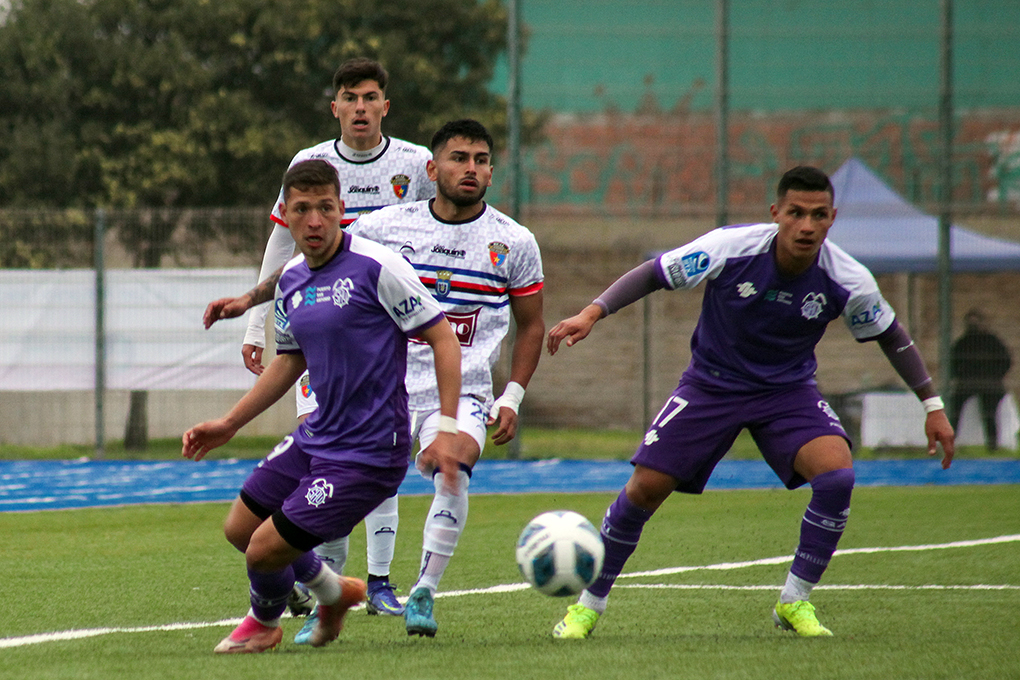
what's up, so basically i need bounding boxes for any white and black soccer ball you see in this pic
[515,510,605,597]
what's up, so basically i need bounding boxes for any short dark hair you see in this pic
[283,160,340,201]
[431,119,494,155]
[332,58,389,93]
[777,166,835,202]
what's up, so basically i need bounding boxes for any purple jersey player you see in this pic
[183,160,462,654]
[546,165,955,639]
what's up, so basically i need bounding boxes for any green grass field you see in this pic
[1,484,1018,680]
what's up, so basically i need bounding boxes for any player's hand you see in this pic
[242,344,265,375]
[182,419,237,461]
[547,304,602,355]
[924,409,955,469]
[203,296,251,329]
[487,406,518,446]
[417,433,461,495]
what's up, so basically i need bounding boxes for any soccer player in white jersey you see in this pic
[184,160,462,654]
[204,119,545,639]
[242,58,434,617]
[546,166,955,639]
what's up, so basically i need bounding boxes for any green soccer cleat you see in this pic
[404,588,438,637]
[772,599,833,637]
[552,603,600,639]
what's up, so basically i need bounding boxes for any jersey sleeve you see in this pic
[836,266,896,340]
[375,249,446,335]
[273,285,300,353]
[657,227,741,290]
[509,230,544,295]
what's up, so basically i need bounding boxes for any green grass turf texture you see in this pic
[1,485,1017,680]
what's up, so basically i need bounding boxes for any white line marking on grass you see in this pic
[2,534,1017,649]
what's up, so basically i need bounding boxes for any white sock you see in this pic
[365,495,399,577]
[314,535,350,576]
[780,572,815,604]
[303,562,341,606]
[578,590,608,614]
[412,470,470,594]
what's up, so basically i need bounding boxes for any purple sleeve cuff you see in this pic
[593,259,665,315]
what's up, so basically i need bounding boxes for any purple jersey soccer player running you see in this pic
[546,165,955,639]
[183,160,462,654]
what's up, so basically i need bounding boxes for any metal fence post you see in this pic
[94,209,106,458]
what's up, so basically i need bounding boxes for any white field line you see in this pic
[2,534,1018,650]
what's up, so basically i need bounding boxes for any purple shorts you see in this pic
[241,435,407,546]
[631,380,849,493]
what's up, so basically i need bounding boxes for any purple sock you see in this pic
[292,551,324,584]
[588,490,654,598]
[791,468,855,583]
[247,565,294,622]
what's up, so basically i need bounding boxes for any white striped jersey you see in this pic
[270,136,433,228]
[349,200,544,410]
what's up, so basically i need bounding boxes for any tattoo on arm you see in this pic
[246,267,283,306]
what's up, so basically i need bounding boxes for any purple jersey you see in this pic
[274,231,445,466]
[657,223,895,392]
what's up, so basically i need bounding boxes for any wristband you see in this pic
[922,396,945,414]
[438,415,459,434]
[489,381,526,419]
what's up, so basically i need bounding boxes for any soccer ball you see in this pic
[515,510,605,597]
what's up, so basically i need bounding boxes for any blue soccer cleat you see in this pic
[366,579,404,616]
[404,588,437,637]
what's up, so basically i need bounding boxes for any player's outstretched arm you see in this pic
[547,303,603,355]
[415,319,463,494]
[182,352,306,461]
[874,319,955,468]
[489,291,545,444]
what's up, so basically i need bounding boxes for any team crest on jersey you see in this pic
[391,174,410,198]
[300,373,312,399]
[332,278,354,308]
[801,292,827,320]
[488,241,509,267]
[305,478,334,507]
[434,270,453,298]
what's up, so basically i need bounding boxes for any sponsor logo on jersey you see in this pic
[818,399,841,423]
[300,373,312,399]
[764,289,794,304]
[331,277,354,308]
[392,294,425,319]
[488,241,509,267]
[801,292,827,320]
[736,281,758,298]
[432,244,467,258]
[681,251,710,277]
[434,269,453,298]
[445,308,480,346]
[348,185,381,194]
[290,291,302,310]
[275,298,291,332]
[391,174,411,198]
[850,304,884,327]
[304,286,317,306]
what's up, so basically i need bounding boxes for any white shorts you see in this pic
[411,396,488,478]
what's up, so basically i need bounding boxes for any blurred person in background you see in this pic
[949,308,1012,450]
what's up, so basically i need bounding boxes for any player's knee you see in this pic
[624,466,676,511]
[809,467,855,495]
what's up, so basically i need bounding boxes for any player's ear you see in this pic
[769,203,779,220]
[381,98,390,117]
[426,159,438,181]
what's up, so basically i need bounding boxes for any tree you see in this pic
[0,0,520,217]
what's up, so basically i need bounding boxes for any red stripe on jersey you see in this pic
[418,277,507,295]
[509,281,544,297]
[270,214,289,228]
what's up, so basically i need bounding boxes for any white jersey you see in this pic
[349,200,544,410]
[245,135,433,347]
[270,136,433,228]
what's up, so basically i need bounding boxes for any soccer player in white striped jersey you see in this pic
[204,119,545,639]
[240,58,433,617]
